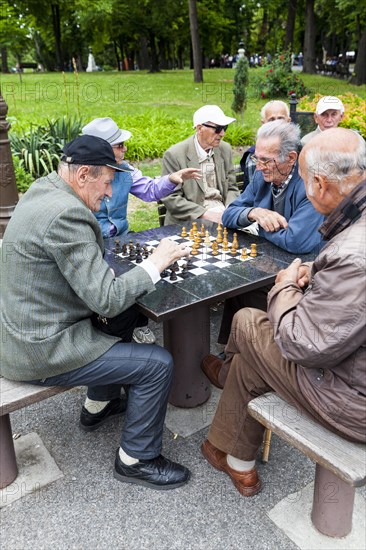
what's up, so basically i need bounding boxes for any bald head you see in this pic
[299,128,366,215]
[261,101,291,123]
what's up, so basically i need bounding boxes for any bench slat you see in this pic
[0,378,68,416]
[248,392,366,487]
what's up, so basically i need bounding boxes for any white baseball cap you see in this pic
[82,117,132,145]
[193,105,236,128]
[316,97,344,115]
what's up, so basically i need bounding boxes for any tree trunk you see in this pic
[51,4,62,71]
[1,47,9,73]
[285,0,297,50]
[258,10,268,54]
[351,25,366,85]
[139,36,150,70]
[303,0,316,73]
[188,0,203,83]
[114,41,121,71]
[148,32,160,73]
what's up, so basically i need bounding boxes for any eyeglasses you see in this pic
[202,123,228,134]
[250,155,278,167]
[113,142,125,149]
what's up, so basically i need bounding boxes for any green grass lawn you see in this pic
[2,68,365,231]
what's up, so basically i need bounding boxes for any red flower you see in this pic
[269,69,273,73]
[289,90,294,94]
[261,91,266,98]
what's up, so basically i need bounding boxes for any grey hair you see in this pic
[260,100,289,121]
[303,132,366,193]
[257,120,301,162]
[58,161,104,178]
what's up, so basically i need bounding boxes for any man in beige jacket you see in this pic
[161,105,239,225]
[200,128,366,496]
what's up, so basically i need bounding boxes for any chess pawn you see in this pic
[192,222,198,234]
[181,227,187,238]
[200,223,205,236]
[189,228,195,240]
[240,247,248,260]
[230,244,237,256]
[250,243,257,257]
[204,230,211,246]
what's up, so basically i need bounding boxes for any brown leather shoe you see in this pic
[201,439,261,497]
[201,354,224,389]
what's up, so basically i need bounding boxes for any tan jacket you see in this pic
[161,135,239,225]
[268,180,366,442]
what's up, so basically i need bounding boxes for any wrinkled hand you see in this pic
[169,168,202,185]
[297,264,311,288]
[200,210,223,223]
[149,237,190,273]
[248,207,288,232]
[275,258,302,285]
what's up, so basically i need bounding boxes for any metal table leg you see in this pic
[164,304,211,407]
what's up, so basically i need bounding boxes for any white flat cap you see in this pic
[193,105,236,128]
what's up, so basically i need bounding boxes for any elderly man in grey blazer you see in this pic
[161,105,239,225]
[0,135,191,491]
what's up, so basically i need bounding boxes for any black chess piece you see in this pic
[122,243,128,255]
[114,239,121,254]
[171,261,179,272]
[180,264,189,279]
[161,269,169,278]
[169,269,178,281]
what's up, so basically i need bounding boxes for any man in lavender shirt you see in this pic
[82,118,200,344]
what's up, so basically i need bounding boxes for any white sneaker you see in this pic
[132,327,156,344]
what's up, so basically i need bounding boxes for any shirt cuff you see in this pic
[237,207,254,227]
[139,259,161,284]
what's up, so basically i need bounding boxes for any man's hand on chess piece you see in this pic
[149,238,190,273]
[168,168,202,185]
[248,207,288,232]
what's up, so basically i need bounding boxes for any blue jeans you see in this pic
[30,342,174,460]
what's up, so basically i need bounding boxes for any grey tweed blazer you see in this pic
[0,172,155,381]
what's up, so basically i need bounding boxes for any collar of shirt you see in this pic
[271,166,295,197]
[194,135,214,163]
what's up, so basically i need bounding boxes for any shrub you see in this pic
[232,56,249,119]
[255,51,309,100]
[12,155,34,193]
[297,92,366,138]
[10,116,84,179]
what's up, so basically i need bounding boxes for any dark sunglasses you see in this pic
[202,123,228,134]
[114,142,125,149]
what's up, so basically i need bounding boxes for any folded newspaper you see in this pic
[237,222,259,236]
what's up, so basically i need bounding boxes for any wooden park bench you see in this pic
[248,392,366,538]
[0,377,70,489]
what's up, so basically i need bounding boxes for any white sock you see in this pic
[84,397,110,414]
[119,447,139,465]
[227,454,255,472]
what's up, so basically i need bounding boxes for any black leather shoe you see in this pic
[114,450,190,490]
[80,397,127,432]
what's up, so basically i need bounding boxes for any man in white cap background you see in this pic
[161,105,239,225]
[82,117,201,344]
[301,96,344,146]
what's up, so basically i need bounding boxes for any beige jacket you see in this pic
[161,135,239,225]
